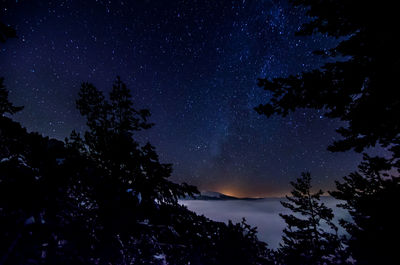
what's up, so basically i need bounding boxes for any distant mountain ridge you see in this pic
[183,191,264,201]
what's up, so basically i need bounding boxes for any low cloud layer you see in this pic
[181,197,349,249]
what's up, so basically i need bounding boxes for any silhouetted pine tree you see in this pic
[0,23,96,264]
[278,173,342,265]
[68,77,275,264]
[0,78,23,116]
[73,77,198,205]
[0,23,20,115]
[330,155,400,265]
[255,1,400,264]
[66,77,198,263]
[255,0,400,165]
[1,76,272,264]
[1,21,272,263]
[1,99,91,264]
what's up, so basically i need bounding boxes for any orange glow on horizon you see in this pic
[215,187,285,199]
[217,189,237,197]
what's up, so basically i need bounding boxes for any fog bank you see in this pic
[180,197,348,249]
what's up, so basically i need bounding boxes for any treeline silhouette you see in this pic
[1,0,400,264]
[256,0,400,264]
[0,76,270,264]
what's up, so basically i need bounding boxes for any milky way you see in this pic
[0,0,363,196]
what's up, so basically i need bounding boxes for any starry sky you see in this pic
[0,0,363,197]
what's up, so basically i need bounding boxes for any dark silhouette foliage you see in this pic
[255,0,400,159]
[0,25,22,116]
[1,77,272,264]
[0,21,17,43]
[330,156,400,265]
[0,117,85,264]
[277,173,343,265]
[0,78,23,116]
[255,1,400,264]
[73,77,197,205]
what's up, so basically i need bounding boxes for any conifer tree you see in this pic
[255,1,400,263]
[0,24,21,116]
[0,78,23,116]
[330,155,400,265]
[65,77,200,263]
[73,77,198,205]
[255,0,400,165]
[279,172,341,265]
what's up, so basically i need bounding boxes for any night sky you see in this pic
[0,0,363,197]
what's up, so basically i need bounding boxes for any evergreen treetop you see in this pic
[279,172,342,265]
[330,155,400,265]
[72,77,198,205]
